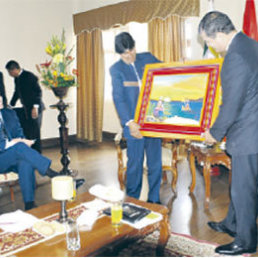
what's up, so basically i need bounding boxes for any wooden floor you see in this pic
[0,139,257,256]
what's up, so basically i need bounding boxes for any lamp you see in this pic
[52,176,73,223]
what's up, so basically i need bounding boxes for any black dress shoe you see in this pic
[75,178,85,189]
[46,168,60,178]
[208,221,236,237]
[25,201,37,211]
[215,242,256,255]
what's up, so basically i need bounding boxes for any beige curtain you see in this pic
[73,0,199,34]
[77,29,104,142]
[148,15,186,62]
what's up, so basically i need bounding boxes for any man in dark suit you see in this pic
[110,32,162,203]
[5,60,44,153]
[0,92,85,210]
[199,11,258,255]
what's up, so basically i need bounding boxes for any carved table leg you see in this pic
[189,152,196,193]
[9,184,15,202]
[203,161,211,209]
[116,145,126,190]
[171,144,178,194]
[156,212,170,256]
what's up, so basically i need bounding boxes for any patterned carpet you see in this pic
[100,231,249,257]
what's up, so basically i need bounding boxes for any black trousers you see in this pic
[13,108,42,153]
[222,153,258,249]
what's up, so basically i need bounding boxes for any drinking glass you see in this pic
[66,220,80,251]
[111,201,123,227]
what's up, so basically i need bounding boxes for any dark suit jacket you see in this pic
[0,72,7,106]
[0,108,24,152]
[210,32,258,155]
[10,70,44,119]
[110,52,160,139]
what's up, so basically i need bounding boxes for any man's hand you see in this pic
[21,139,35,147]
[202,129,217,145]
[10,138,22,144]
[10,138,34,147]
[128,121,143,139]
[31,107,38,119]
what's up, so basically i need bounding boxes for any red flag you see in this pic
[243,0,258,41]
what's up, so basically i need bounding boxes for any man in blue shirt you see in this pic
[110,32,162,203]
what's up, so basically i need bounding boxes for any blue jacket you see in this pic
[110,52,160,139]
[0,108,24,152]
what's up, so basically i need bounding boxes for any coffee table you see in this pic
[12,192,170,257]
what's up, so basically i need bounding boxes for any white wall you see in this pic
[73,0,128,13]
[187,0,250,60]
[0,0,77,139]
[0,0,127,139]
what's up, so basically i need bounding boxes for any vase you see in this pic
[51,87,69,99]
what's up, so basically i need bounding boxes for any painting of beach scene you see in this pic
[145,73,209,126]
[134,58,223,140]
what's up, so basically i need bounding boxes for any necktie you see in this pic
[131,63,142,87]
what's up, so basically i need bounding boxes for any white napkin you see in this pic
[77,210,99,231]
[82,199,111,212]
[0,210,39,233]
[89,184,124,202]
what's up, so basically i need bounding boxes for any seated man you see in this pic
[0,93,85,210]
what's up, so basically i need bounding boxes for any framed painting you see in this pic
[134,58,223,141]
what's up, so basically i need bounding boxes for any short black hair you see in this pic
[5,60,20,70]
[115,32,135,54]
[198,11,235,38]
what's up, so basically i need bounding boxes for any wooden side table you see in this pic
[188,144,231,208]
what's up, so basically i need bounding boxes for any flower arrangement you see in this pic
[36,30,77,88]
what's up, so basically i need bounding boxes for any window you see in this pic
[185,19,192,59]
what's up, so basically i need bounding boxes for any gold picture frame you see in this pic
[134,58,223,141]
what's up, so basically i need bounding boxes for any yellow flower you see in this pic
[45,45,52,55]
[64,75,73,81]
[52,70,58,77]
[54,44,60,53]
[53,53,64,64]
